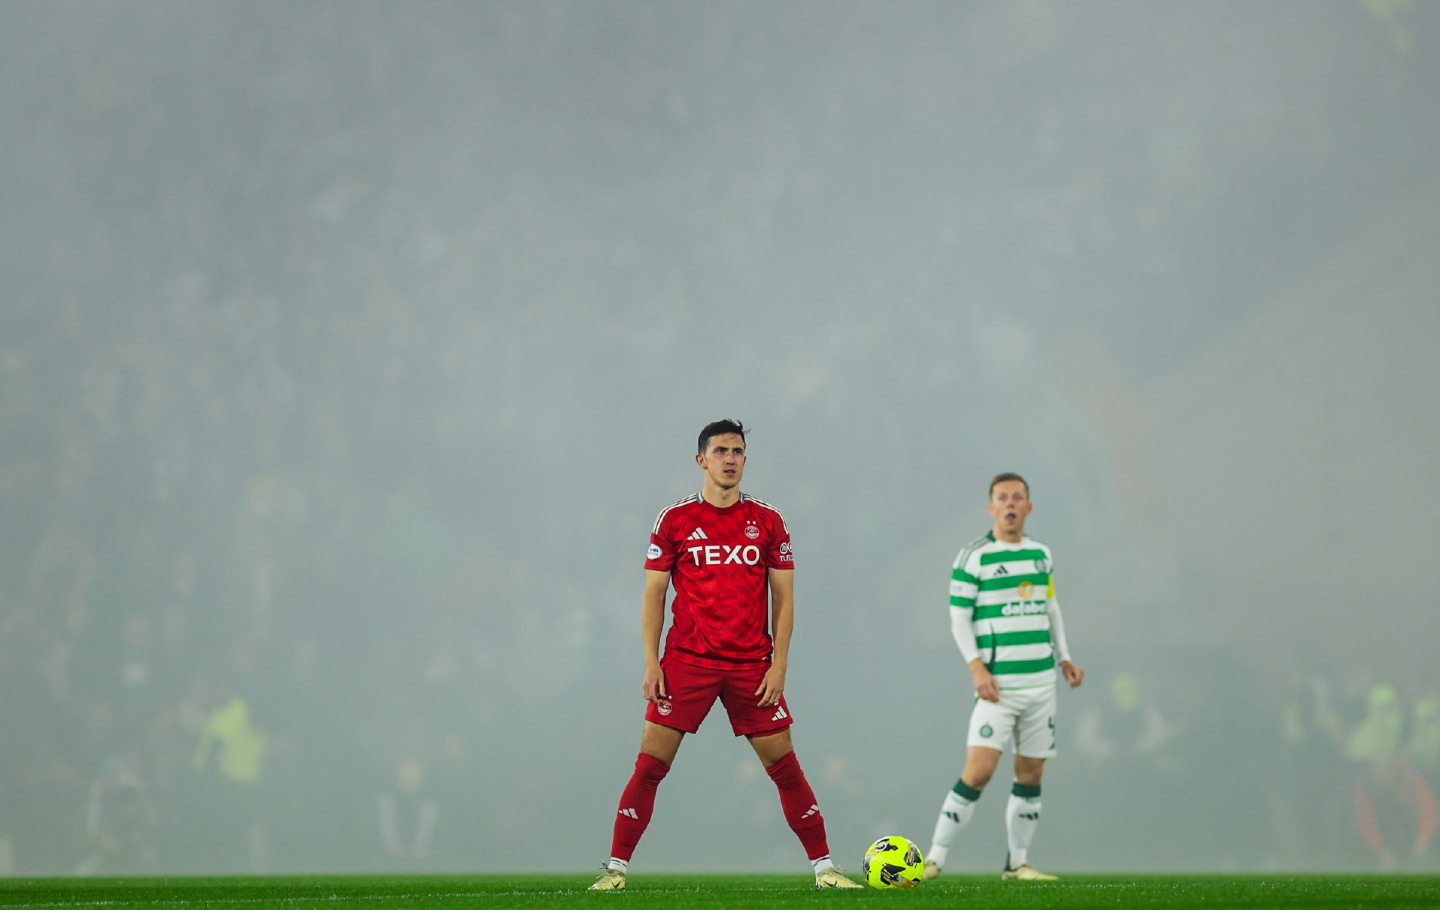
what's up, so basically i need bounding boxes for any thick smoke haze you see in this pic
[2,0,1438,876]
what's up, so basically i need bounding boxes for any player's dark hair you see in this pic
[989,472,1029,498]
[698,419,746,454]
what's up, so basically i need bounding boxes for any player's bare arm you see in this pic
[756,567,794,707]
[641,569,670,701]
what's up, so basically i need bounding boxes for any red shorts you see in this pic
[645,658,794,737]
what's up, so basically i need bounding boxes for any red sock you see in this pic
[766,751,830,861]
[609,752,671,862]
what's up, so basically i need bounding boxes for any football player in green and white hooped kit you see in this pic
[924,472,1084,882]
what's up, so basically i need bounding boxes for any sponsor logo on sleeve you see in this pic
[646,543,662,560]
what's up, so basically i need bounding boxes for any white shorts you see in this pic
[966,684,1058,759]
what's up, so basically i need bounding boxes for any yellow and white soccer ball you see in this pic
[862,835,925,889]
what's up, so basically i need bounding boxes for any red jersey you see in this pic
[644,493,794,670]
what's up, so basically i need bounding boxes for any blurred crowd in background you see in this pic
[4,0,1438,878]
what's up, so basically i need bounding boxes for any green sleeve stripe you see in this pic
[950,596,977,608]
[976,629,1052,648]
[979,548,1047,565]
[990,657,1056,675]
[977,572,1050,592]
[951,567,979,584]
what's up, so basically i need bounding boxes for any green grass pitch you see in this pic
[1,874,1437,909]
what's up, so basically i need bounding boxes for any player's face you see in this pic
[988,480,1032,540]
[696,433,746,490]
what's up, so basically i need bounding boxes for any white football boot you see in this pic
[814,867,864,889]
[587,866,627,890]
[1001,862,1058,881]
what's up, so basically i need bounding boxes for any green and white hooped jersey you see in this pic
[951,532,1058,690]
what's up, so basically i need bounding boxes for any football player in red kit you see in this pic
[589,419,861,890]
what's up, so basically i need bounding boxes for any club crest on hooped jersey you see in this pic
[744,521,760,539]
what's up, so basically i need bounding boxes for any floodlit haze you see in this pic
[3,0,1438,877]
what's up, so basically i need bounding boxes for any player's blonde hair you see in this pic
[989,472,1029,498]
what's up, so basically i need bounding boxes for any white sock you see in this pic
[928,787,979,868]
[811,855,835,874]
[606,857,628,873]
[1005,792,1041,867]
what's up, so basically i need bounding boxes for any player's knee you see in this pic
[963,747,1001,789]
[1013,756,1045,785]
[749,728,793,767]
[641,723,685,764]
[963,768,995,790]
[962,760,998,790]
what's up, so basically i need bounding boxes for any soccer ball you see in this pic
[862,835,924,889]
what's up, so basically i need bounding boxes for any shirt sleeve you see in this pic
[948,552,980,663]
[1046,574,1073,663]
[644,511,677,571]
[950,605,980,664]
[766,510,794,569]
